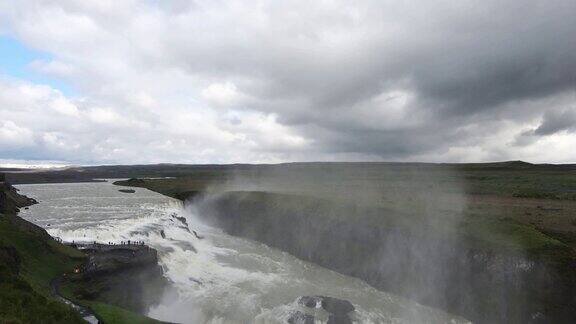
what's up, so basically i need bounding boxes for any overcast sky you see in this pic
[0,0,575,166]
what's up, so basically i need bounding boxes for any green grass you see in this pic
[460,218,569,255]
[0,265,85,324]
[0,214,164,324]
[56,278,166,324]
[86,302,164,324]
[457,167,576,200]
[0,215,84,296]
[0,214,85,324]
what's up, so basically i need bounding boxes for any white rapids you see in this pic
[16,181,466,324]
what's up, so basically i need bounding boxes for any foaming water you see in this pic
[17,181,465,324]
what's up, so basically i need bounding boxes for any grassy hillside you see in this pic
[0,214,86,323]
[0,179,166,324]
[86,302,163,324]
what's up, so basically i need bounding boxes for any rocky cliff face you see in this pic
[0,179,47,240]
[192,191,576,324]
[67,244,168,313]
[0,178,38,215]
[81,245,160,275]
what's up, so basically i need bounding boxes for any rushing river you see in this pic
[16,181,464,324]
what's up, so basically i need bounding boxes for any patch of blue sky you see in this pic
[0,36,75,96]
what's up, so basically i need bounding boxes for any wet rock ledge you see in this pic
[288,296,355,324]
[67,242,168,314]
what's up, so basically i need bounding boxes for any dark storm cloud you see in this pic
[164,0,576,159]
[513,106,576,148]
[534,109,576,135]
[2,0,576,164]
[410,3,576,115]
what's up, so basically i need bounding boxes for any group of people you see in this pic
[107,240,146,246]
[65,239,147,249]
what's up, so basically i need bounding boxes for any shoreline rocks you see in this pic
[0,178,38,214]
[69,242,168,314]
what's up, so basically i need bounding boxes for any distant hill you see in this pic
[3,160,576,184]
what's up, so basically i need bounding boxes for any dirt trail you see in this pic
[50,276,100,324]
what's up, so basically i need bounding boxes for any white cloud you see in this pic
[87,107,120,124]
[0,77,316,164]
[202,82,247,108]
[50,97,79,116]
[29,59,77,78]
[0,0,574,164]
[0,120,34,149]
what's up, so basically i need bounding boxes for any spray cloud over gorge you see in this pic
[186,164,556,323]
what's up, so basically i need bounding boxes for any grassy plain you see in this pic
[113,161,576,255]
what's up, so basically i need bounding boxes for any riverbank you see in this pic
[0,178,168,323]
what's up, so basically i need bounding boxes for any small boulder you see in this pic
[174,215,188,226]
[297,296,355,324]
[299,296,323,308]
[320,296,354,316]
[192,230,203,239]
[171,214,192,233]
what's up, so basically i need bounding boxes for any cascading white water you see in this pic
[16,181,466,324]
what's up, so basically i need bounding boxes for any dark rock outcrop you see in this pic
[81,245,159,275]
[298,296,354,324]
[118,189,136,193]
[0,177,38,214]
[174,215,188,227]
[72,243,168,314]
[171,213,191,233]
[192,230,203,239]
